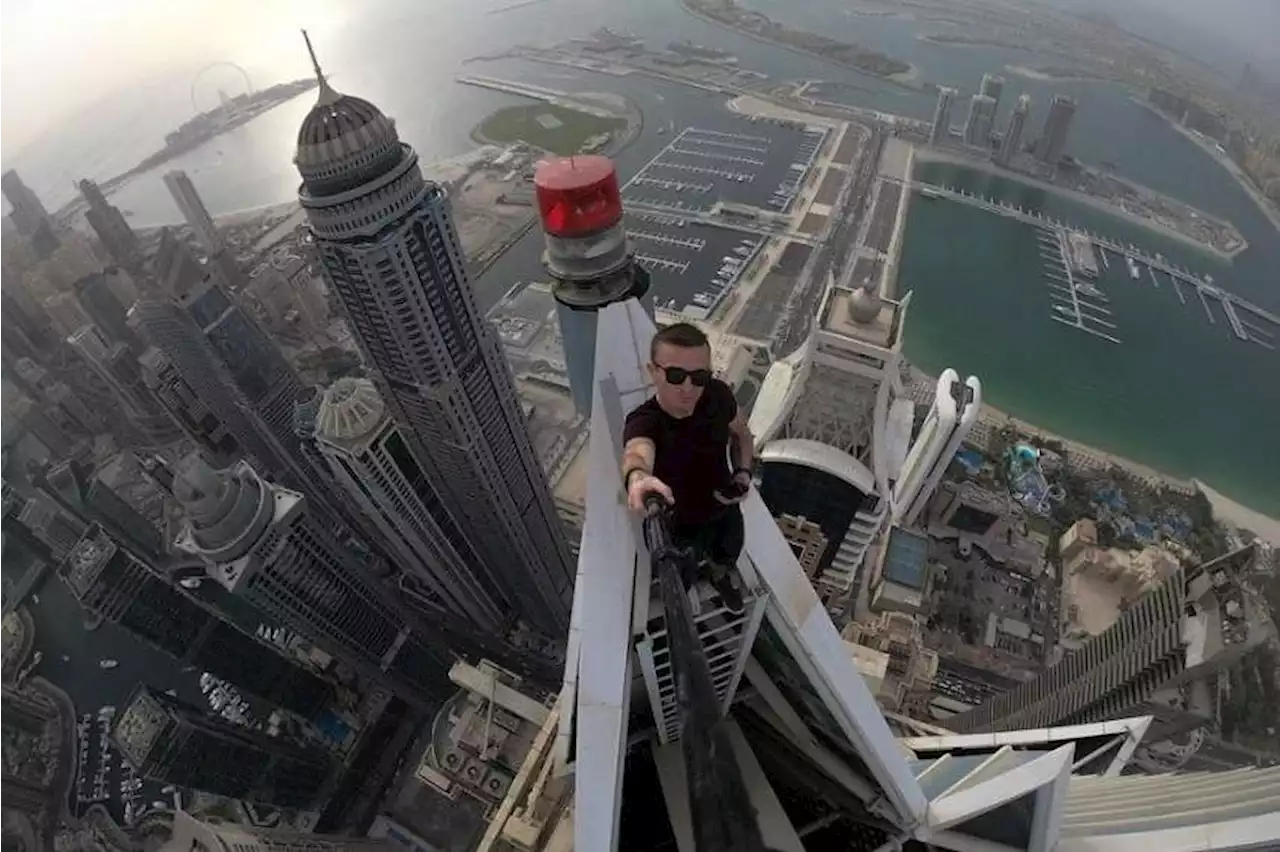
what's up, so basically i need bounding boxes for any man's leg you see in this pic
[704,507,745,615]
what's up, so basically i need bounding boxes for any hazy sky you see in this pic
[0,0,349,154]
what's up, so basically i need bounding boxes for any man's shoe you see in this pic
[709,564,746,616]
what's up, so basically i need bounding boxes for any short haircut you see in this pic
[650,322,709,361]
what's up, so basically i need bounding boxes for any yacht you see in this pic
[98,659,118,670]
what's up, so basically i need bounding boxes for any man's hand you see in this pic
[627,473,674,512]
[714,470,752,506]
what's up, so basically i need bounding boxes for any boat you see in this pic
[99,659,118,670]
[179,577,202,589]
[1053,304,1074,316]
[1125,256,1140,280]
[920,187,942,200]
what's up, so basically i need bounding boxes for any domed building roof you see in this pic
[316,378,386,446]
[848,285,883,324]
[294,32,399,173]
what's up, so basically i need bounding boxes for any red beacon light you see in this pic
[533,156,623,239]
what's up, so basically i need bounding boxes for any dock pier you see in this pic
[1221,299,1248,340]
[898,178,1280,349]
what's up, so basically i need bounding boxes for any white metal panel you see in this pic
[740,492,929,826]
[571,303,649,852]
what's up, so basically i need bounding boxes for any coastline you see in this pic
[678,0,921,91]
[1131,97,1280,237]
[911,367,1280,537]
[911,145,1241,260]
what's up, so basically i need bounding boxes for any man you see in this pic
[621,323,752,615]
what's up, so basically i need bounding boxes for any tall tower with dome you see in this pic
[292,34,574,637]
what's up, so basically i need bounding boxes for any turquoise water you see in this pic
[898,174,1280,515]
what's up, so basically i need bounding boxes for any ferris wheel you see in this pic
[190,62,253,113]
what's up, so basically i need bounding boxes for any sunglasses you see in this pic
[655,364,712,387]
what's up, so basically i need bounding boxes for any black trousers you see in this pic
[670,505,744,571]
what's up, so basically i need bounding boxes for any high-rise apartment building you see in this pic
[41,292,93,338]
[79,179,142,272]
[748,284,917,602]
[294,39,573,634]
[35,454,168,562]
[929,87,956,145]
[153,227,209,298]
[312,378,505,632]
[1034,95,1077,167]
[171,455,450,705]
[947,544,1267,738]
[997,93,1031,166]
[163,809,394,852]
[162,170,225,256]
[2,170,51,233]
[72,272,132,343]
[66,325,177,443]
[112,686,331,808]
[61,524,335,717]
[2,480,86,564]
[136,347,240,463]
[963,94,997,148]
[979,73,1005,113]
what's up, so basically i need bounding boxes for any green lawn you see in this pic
[477,103,625,156]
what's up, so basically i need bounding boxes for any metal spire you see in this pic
[301,29,340,106]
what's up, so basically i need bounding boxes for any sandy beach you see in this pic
[912,366,1280,538]
[1195,480,1280,545]
[911,146,1240,260]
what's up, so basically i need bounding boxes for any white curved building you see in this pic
[748,283,917,600]
[893,368,982,526]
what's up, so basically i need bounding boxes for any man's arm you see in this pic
[728,409,754,475]
[622,437,656,484]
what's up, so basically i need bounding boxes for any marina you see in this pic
[895,179,1280,351]
[1036,228,1120,344]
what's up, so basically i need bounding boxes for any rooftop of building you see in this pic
[881,525,931,590]
[819,283,903,349]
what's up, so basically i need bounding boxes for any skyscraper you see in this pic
[163,170,225,256]
[36,454,168,562]
[749,284,917,602]
[1034,94,1077,167]
[997,93,1031,166]
[72,272,132,343]
[929,87,956,145]
[171,455,450,705]
[0,168,51,236]
[137,347,240,463]
[946,544,1267,738]
[2,480,86,564]
[65,325,177,443]
[312,378,506,632]
[979,72,1005,113]
[79,179,142,272]
[163,809,394,852]
[963,94,997,148]
[61,524,335,717]
[112,686,331,808]
[294,36,573,634]
[131,283,348,529]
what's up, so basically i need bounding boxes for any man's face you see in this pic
[649,341,711,418]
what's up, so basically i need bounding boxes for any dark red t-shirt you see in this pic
[623,378,737,526]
